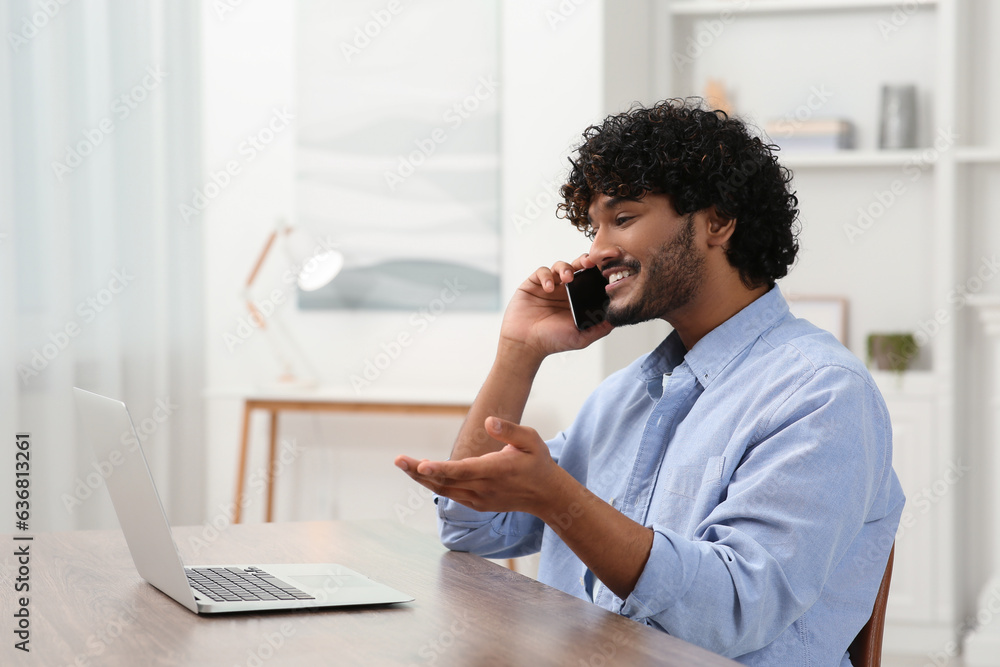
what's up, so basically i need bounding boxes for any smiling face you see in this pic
[585,193,705,327]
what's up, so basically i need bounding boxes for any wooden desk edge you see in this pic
[243,398,471,415]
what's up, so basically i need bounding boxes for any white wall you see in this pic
[199,1,613,535]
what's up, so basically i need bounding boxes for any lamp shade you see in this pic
[296,249,344,292]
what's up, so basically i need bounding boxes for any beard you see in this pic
[606,213,704,327]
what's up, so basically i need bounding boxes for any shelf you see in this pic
[955,148,1000,165]
[656,0,992,650]
[669,0,938,17]
[777,150,932,169]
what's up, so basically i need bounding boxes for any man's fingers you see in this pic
[394,457,493,510]
[486,417,541,452]
[395,456,443,488]
[574,253,596,270]
[397,455,489,483]
[535,258,597,292]
[549,261,576,286]
[533,266,557,292]
[393,455,423,472]
[416,456,497,483]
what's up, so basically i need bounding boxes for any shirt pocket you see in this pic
[656,456,726,528]
[663,456,726,498]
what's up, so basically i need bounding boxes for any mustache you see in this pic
[601,260,640,273]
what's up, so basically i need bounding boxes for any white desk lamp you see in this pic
[244,220,343,386]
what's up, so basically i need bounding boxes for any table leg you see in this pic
[234,402,253,524]
[266,409,279,522]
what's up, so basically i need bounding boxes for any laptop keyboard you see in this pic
[186,566,315,602]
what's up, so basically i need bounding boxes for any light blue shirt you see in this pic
[437,287,905,665]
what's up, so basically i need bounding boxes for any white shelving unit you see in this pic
[669,0,939,15]
[779,150,936,169]
[607,0,1000,661]
[956,148,1000,165]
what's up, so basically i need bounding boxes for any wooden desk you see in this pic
[216,388,471,523]
[5,521,739,666]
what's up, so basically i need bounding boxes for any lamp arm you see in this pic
[240,221,325,387]
[244,226,292,329]
[245,229,280,290]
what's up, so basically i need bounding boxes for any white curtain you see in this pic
[1,0,204,531]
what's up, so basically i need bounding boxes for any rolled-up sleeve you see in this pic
[618,366,902,658]
[435,432,570,558]
[436,499,544,558]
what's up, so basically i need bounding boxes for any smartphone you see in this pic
[566,266,610,330]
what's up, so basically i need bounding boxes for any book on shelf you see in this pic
[763,118,854,152]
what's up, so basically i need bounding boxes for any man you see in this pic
[395,99,904,665]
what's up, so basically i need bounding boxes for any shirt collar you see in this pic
[640,286,790,390]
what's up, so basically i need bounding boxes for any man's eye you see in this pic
[615,216,633,226]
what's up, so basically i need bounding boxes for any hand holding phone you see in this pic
[566,266,609,330]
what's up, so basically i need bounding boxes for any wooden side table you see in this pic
[232,395,470,523]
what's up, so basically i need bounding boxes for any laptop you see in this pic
[73,387,414,614]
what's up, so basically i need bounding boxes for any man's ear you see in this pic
[704,206,736,248]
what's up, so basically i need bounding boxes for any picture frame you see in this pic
[785,295,849,346]
[294,0,502,312]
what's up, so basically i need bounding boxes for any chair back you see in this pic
[848,544,895,667]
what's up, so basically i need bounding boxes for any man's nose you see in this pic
[588,228,622,268]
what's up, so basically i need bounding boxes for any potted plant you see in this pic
[867,333,918,372]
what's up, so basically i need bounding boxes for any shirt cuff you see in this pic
[619,526,701,620]
[435,494,500,525]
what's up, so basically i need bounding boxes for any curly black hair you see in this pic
[558,98,799,289]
